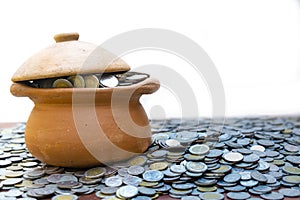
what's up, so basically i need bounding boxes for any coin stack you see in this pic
[0,117,300,200]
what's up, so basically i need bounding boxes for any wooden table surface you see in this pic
[0,122,298,200]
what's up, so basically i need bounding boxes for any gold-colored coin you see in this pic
[84,75,99,88]
[197,186,217,192]
[52,79,73,88]
[128,156,147,166]
[139,181,158,187]
[149,162,169,171]
[68,75,85,88]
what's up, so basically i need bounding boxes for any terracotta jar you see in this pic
[10,33,159,168]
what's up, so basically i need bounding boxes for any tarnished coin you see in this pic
[199,192,224,200]
[282,175,300,184]
[197,186,217,192]
[211,165,232,173]
[227,192,250,200]
[84,75,99,88]
[128,165,145,176]
[128,156,148,166]
[99,74,119,87]
[52,79,73,88]
[278,188,300,197]
[186,161,207,173]
[189,144,210,155]
[118,185,138,199]
[84,167,106,178]
[142,170,164,182]
[67,75,85,88]
[105,176,123,187]
[149,162,169,171]
[282,165,300,175]
[57,181,79,189]
[223,152,243,162]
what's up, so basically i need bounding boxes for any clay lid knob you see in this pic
[54,32,79,43]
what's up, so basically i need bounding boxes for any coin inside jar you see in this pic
[99,74,119,87]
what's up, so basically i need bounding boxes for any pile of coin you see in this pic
[0,117,300,199]
[23,71,149,88]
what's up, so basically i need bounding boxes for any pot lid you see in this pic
[12,33,130,82]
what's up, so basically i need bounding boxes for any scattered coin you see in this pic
[142,170,164,182]
[227,192,250,200]
[278,188,300,197]
[189,144,210,155]
[260,191,284,200]
[223,152,243,162]
[118,185,138,199]
[84,167,106,178]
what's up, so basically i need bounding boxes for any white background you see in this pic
[0,0,299,122]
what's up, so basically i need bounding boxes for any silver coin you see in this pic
[143,170,164,182]
[223,173,241,183]
[99,74,119,87]
[260,192,284,200]
[105,176,123,187]
[278,188,300,197]
[227,192,250,200]
[128,165,145,176]
[123,175,142,186]
[118,185,138,198]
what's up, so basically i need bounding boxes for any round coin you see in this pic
[223,173,241,183]
[84,75,99,88]
[68,75,85,88]
[51,194,78,200]
[84,167,106,178]
[186,161,207,173]
[118,185,138,199]
[227,192,250,200]
[142,170,164,182]
[105,176,123,187]
[199,192,224,200]
[278,188,300,197]
[128,165,145,176]
[189,144,210,155]
[223,152,243,162]
[260,192,284,200]
[99,74,119,87]
[52,79,73,88]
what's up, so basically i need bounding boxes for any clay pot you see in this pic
[10,33,159,167]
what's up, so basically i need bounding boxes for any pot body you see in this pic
[11,78,159,167]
